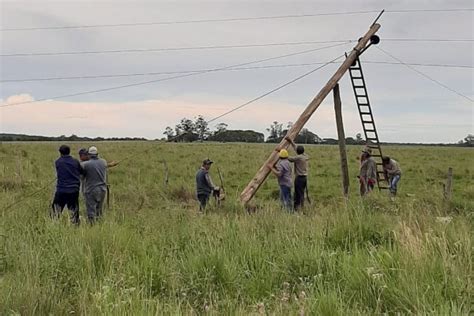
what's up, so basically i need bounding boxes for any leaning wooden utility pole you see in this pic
[240,22,381,205]
[333,84,350,198]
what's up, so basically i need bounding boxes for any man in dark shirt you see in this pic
[195,159,219,211]
[52,145,82,225]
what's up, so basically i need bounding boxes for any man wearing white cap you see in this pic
[82,146,108,223]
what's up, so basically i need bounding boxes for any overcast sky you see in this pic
[0,0,472,143]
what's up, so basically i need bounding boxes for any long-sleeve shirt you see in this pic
[359,157,377,180]
[276,159,292,187]
[55,155,82,193]
[384,159,402,176]
[288,154,309,176]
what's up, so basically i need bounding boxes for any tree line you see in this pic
[0,133,147,142]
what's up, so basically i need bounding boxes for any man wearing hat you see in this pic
[269,149,293,212]
[359,147,377,196]
[195,159,219,211]
[81,146,108,223]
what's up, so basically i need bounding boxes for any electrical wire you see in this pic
[207,54,345,124]
[0,40,352,57]
[1,60,472,83]
[1,38,472,58]
[375,46,473,102]
[1,8,471,31]
[0,42,349,108]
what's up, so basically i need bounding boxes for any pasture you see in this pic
[0,142,472,315]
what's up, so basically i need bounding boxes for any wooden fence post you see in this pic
[333,84,349,198]
[444,167,453,201]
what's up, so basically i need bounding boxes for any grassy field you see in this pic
[0,142,472,315]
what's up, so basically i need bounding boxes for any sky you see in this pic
[0,0,472,143]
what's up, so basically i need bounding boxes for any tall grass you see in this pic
[0,142,472,314]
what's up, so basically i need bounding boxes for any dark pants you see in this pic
[51,191,80,224]
[197,193,210,211]
[294,175,307,210]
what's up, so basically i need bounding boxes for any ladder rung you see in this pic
[360,111,371,115]
[350,67,361,71]
[365,129,376,132]
[354,85,365,89]
[356,94,367,97]
[362,121,374,124]
[351,76,363,79]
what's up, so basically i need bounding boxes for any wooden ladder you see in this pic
[348,57,388,190]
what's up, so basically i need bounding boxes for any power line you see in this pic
[1,9,471,31]
[0,11,381,31]
[375,46,473,102]
[0,42,348,108]
[2,38,473,58]
[384,38,473,42]
[364,61,473,68]
[207,54,345,124]
[0,40,352,57]
[2,60,472,83]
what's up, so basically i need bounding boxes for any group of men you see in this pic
[196,141,402,212]
[52,145,117,225]
[358,147,402,196]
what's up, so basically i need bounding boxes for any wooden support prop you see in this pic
[333,84,349,198]
[443,167,453,201]
[240,23,381,205]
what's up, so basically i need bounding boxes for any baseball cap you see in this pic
[202,158,213,165]
[78,148,88,155]
[88,146,98,155]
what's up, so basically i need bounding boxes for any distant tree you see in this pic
[173,118,198,142]
[163,126,175,140]
[356,133,363,143]
[214,123,228,134]
[294,128,322,144]
[287,121,294,129]
[208,130,264,143]
[266,121,283,143]
[194,115,210,141]
[176,118,195,135]
[464,134,474,146]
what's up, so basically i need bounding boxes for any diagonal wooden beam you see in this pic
[240,23,381,205]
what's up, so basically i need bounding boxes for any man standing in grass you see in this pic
[382,156,402,196]
[359,148,377,196]
[195,159,219,211]
[285,138,309,210]
[82,146,108,223]
[269,149,293,212]
[52,145,82,225]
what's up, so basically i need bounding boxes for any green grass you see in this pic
[0,142,472,314]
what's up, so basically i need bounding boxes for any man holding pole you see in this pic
[269,149,293,212]
[286,137,310,210]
